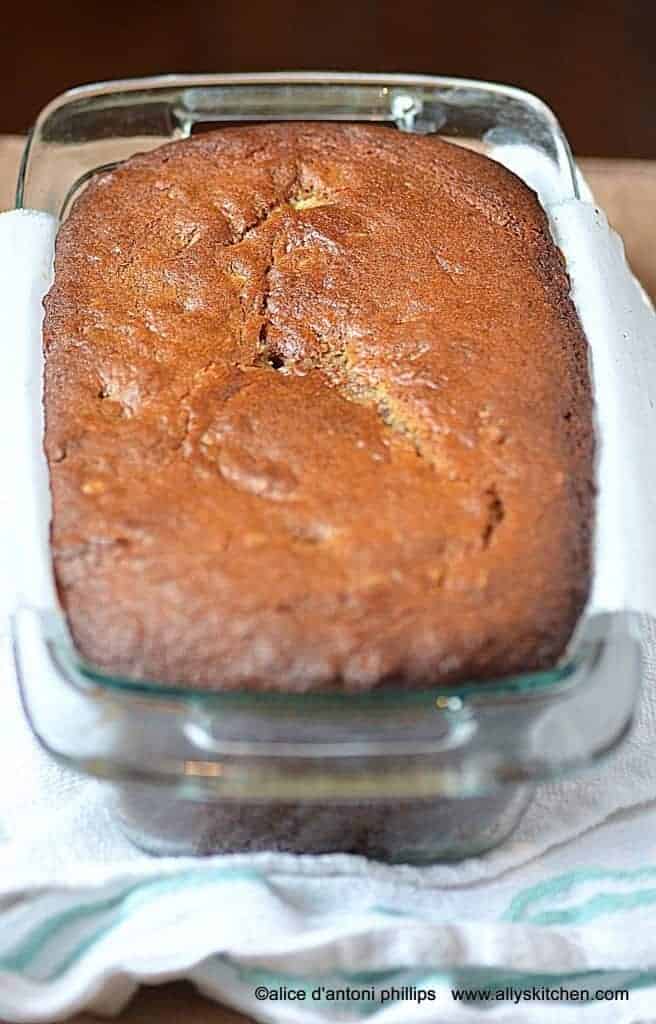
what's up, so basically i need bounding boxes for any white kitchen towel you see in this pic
[2,203,656,1024]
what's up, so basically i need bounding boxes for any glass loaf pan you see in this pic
[13,73,643,862]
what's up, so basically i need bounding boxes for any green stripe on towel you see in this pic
[0,867,265,979]
[504,866,656,923]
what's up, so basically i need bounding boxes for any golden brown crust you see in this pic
[43,124,594,691]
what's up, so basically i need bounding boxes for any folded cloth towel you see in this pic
[1,202,656,1024]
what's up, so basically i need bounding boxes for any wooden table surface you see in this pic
[1,136,654,1023]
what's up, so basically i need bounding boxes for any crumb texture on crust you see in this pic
[43,123,594,691]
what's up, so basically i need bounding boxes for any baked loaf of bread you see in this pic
[43,124,593,691]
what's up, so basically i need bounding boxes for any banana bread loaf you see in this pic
[43,123,594,691]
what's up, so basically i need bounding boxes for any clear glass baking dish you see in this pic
[12,73,643,862]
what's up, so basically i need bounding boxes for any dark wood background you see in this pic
[3,0,655,155]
